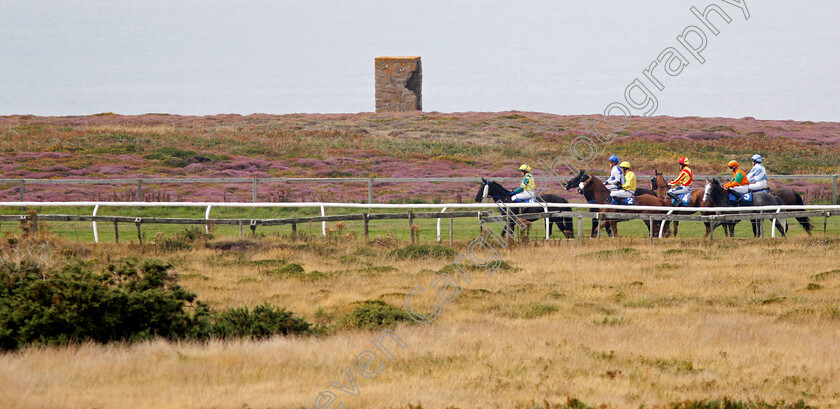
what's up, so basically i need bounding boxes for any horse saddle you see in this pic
[670,192,691,206]
[611,197,635,205]
[728,191,753,206]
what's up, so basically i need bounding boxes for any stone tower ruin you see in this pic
[375,56,422,112]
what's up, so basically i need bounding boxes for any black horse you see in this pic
[475,178,574,239]
[770,188,812,234]
[703,178,787,237]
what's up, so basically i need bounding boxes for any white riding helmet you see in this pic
[751,154,762,163]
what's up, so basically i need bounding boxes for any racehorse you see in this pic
[651,170,714,237]
[475,178,575,239]
[563,171,612,237]
[703,178,788,237]
[563,170,670,238]
[770,187,813,235]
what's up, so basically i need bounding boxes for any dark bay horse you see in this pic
[475,178,575,239]
[703,178,788,237]
[770,187,812,234]
[651,170,714,237]
[564,170,670,238]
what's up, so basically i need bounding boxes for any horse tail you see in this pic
[793,191,813,234]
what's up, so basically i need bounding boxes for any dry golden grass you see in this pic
[2,236,840,409]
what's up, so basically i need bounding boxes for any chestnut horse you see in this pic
[565,170,670,238]
[651,170,714,237]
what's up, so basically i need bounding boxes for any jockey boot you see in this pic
[667,192,680,204]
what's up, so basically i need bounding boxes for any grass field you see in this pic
[1,230,839,408]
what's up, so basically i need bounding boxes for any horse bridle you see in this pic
[481,181,511,201]
[578,174,592,194]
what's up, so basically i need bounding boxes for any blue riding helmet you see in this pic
[608,154,619,163]
[751,154,762,163]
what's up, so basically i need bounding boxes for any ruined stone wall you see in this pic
[375,56,422,112]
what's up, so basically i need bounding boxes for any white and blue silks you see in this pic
[747,163,768,191]
[606,166,629,199]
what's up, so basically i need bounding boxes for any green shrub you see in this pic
[211,303,310,339]
[339,300,412,330]
[389,244,458,259]
[262,263,327,280]
[0,258,312,350]
[155,227,213,252]
[585,247,640,259]
[0,259,199,349]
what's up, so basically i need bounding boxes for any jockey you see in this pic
[605,155,625,197]
[610,161,636,203]
[747,154,769,191]
[723,160,750,194]
[510,164,536,203]
[666,157,693,202]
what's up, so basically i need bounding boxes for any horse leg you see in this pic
[564,217,574,239]
[776,219,787,237]
[797,217,812,235]
[590,218,599,238]
[673,221,679,237]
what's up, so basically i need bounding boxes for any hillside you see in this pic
[1,112,838,203]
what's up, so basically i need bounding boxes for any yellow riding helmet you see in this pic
[519,164,531,172]
[727,160,739,168]
[618,161,631,169]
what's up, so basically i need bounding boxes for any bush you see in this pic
[0,259,198,349]
[262,263,327,280]
[0,258,312,350]
[212,303,310,339]
[389,244,458,260]
[339,300,412,330]
[155,227,214,252]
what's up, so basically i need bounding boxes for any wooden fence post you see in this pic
[135,218,142,245]
[114,220,119,243]
[368,178,374,204]
[239,220,243,237]
[408,211,415,243]
[291,217,297,238]
[825,212,829,236]
[648,216,654,245]
[137,180,143,202]
[833,176,838,205]
[253,179,258,203]
[363,213,369,242]
[709,217,715,243]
